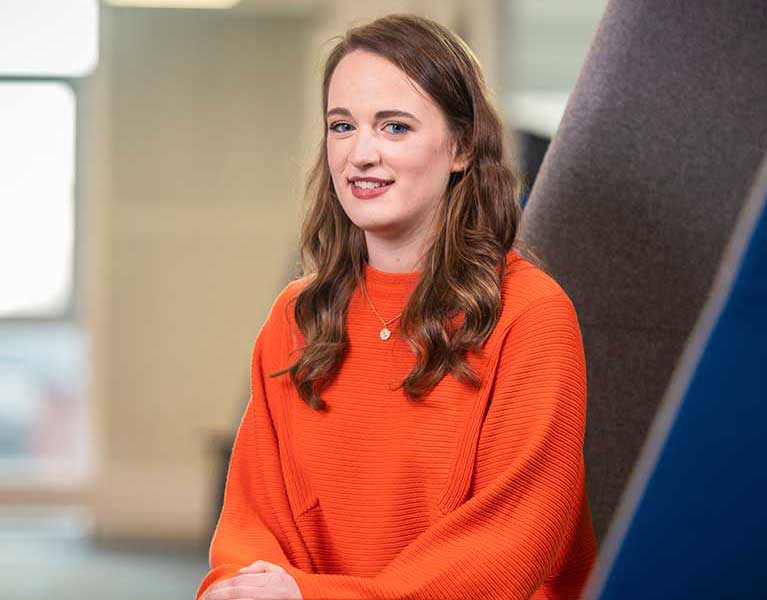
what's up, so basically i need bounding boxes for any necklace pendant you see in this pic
[380,326,392,341]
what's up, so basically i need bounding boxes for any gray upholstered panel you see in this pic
[518,0,767,542]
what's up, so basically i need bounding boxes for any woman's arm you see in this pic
[196,287,315,600]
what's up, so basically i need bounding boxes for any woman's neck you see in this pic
[364,232,430,274]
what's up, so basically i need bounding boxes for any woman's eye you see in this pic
[384,122,409,135]
[327,122,409,135]
[328,122,353,133]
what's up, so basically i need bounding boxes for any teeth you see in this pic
[353,180,392,189]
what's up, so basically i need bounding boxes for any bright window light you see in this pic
[0,83,76,318]
[0,0,98,77]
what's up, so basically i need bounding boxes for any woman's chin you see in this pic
[345,210,398,232]
[355,220,405,239]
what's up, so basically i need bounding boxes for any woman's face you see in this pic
[325,49,466,247]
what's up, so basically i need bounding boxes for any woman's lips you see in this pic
[350,181,394,199]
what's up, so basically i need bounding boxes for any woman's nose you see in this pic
[348,129,381,167]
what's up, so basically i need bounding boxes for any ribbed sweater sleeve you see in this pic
[196,290,315,599]
[284,293,591,600]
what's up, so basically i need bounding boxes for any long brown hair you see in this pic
[272,14,524,411]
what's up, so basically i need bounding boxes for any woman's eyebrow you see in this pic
[326,107,421,123]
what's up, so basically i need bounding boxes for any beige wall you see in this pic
[86,7,306,543]
[80,1,503,545]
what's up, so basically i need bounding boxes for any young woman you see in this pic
[198,13,596,600]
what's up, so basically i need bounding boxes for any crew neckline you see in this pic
[361,248,523,290]
[363,261,423,289]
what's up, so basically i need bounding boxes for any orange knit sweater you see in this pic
[197,249,596,600]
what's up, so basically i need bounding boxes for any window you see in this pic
[0,0,98,490]
[0,83,76,318]
[0,0,98,78]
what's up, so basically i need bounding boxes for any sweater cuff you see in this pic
[285,566,328,600]
[196,564,244,600]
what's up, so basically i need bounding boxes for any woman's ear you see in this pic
[450,153,470,173]
[449,139,471,173]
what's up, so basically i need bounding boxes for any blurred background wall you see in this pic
[0,1,606,597]
[88,4,307,545]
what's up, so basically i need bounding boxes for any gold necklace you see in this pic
[360,280,402,341]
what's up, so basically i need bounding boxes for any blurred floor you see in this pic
[0,506,209,600]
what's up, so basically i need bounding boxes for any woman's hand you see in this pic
[201,560,303,600]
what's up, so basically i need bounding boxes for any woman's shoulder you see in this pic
[276,274,312,304]
[499,248,576,324]
[252,276,313,366]
[266,275,313,328]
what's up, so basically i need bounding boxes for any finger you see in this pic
[241,560,286,573]
[239,560,286,574]
[205,574,270,596]
[202,584,268,600]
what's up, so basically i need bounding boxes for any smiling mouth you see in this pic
[349,180,395,189]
